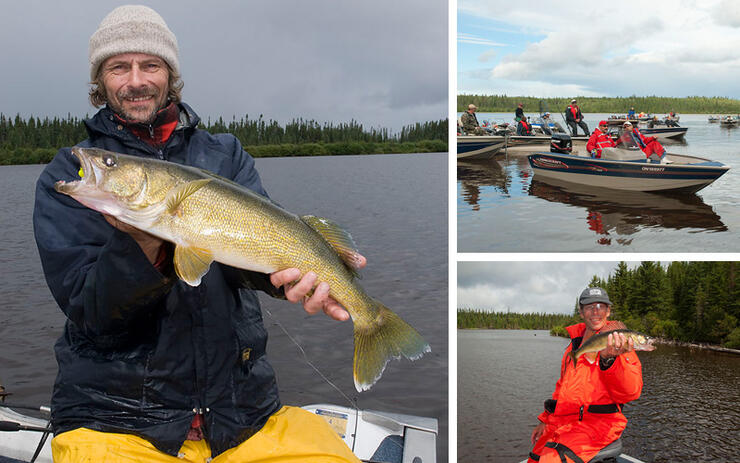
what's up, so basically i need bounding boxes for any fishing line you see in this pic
[264,307,357,410]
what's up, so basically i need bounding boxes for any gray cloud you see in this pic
[712,0,740,27]
[457,262,640,314]
[0,0,447,131]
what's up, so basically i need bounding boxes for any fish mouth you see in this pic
[639,338,656,351]
[54,147,100,194]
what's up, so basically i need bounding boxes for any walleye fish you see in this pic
[55,147,430,391]
[569,329,655,367]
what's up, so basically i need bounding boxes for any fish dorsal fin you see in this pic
[166,179,211,215]
[301,215,363,277]
[603,320,627,331]
[173,245,214,287]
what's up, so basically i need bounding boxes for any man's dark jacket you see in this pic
[33,102,282,457]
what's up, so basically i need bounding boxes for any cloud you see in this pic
[712,0,740,27]
[477,49,498,63]
[457,262,635,314]
[458,33,507,47]
[0,1,447,131]
[459,0,740,98]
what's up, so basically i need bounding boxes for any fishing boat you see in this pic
[517,438,646,463]
[719,115,738,126]
[638,126,688,141]
[457,136,506,160]
[458,135,588,157]
[708,115,720,123]
[527,143,730,193]
[0,403,438,463]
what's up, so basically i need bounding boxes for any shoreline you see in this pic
[652,337,740,355]
[0,142,447,166]
[458,328,740,355]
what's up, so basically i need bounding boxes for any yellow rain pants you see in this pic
[51,406,361,463]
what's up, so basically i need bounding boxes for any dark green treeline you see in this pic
[458,262,740,349]
[0,113,448,165]
[585,261,740,348]
[457,94,740,114]
[457,310,576,330]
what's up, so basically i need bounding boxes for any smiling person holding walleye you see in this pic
[527,287,652,463]
[31,5,430,463]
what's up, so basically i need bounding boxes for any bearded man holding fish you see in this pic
[30,5,429,463]
[527,287,654,463]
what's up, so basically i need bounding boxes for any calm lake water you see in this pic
[457,113,740,252]
[0,153,449,461]
[458,329,740,462]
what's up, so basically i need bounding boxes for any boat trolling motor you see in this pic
[550,133,572,154]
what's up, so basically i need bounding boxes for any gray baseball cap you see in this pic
[579,286,612,306]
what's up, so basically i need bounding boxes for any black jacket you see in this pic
[33,103,282,457]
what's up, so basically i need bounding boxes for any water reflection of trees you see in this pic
[528,178,726,246]
[457,160,509,210]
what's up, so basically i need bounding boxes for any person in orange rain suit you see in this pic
[586,121,617,158]
[617,121,665,162]
[527,287,643,463]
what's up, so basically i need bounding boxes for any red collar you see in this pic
[113,102,179,147]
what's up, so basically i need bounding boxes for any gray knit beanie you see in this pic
[89,5,179,81]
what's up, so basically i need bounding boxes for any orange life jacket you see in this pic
[538,322,643,424]
[529,322,644,463]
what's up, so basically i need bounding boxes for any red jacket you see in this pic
[518,119,532,135]
[617,128,664,158]
[586,129,616,158]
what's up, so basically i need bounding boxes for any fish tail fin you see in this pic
[353,301,430,392]
[569,351,577,368]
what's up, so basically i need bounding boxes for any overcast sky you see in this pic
[458,0,740,98]
[457,261,649,314]
[0,1,447,131]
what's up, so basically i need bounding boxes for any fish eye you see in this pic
[103,156,117,168]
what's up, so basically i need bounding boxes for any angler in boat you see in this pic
[461,103,487,135]
[565,99,590,136]
[30,5,377,463]
[616,121,666,163]
[526,287,646,463]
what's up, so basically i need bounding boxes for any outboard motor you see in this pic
[550,133,572,154]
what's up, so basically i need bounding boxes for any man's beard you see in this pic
[110,86,164,124]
